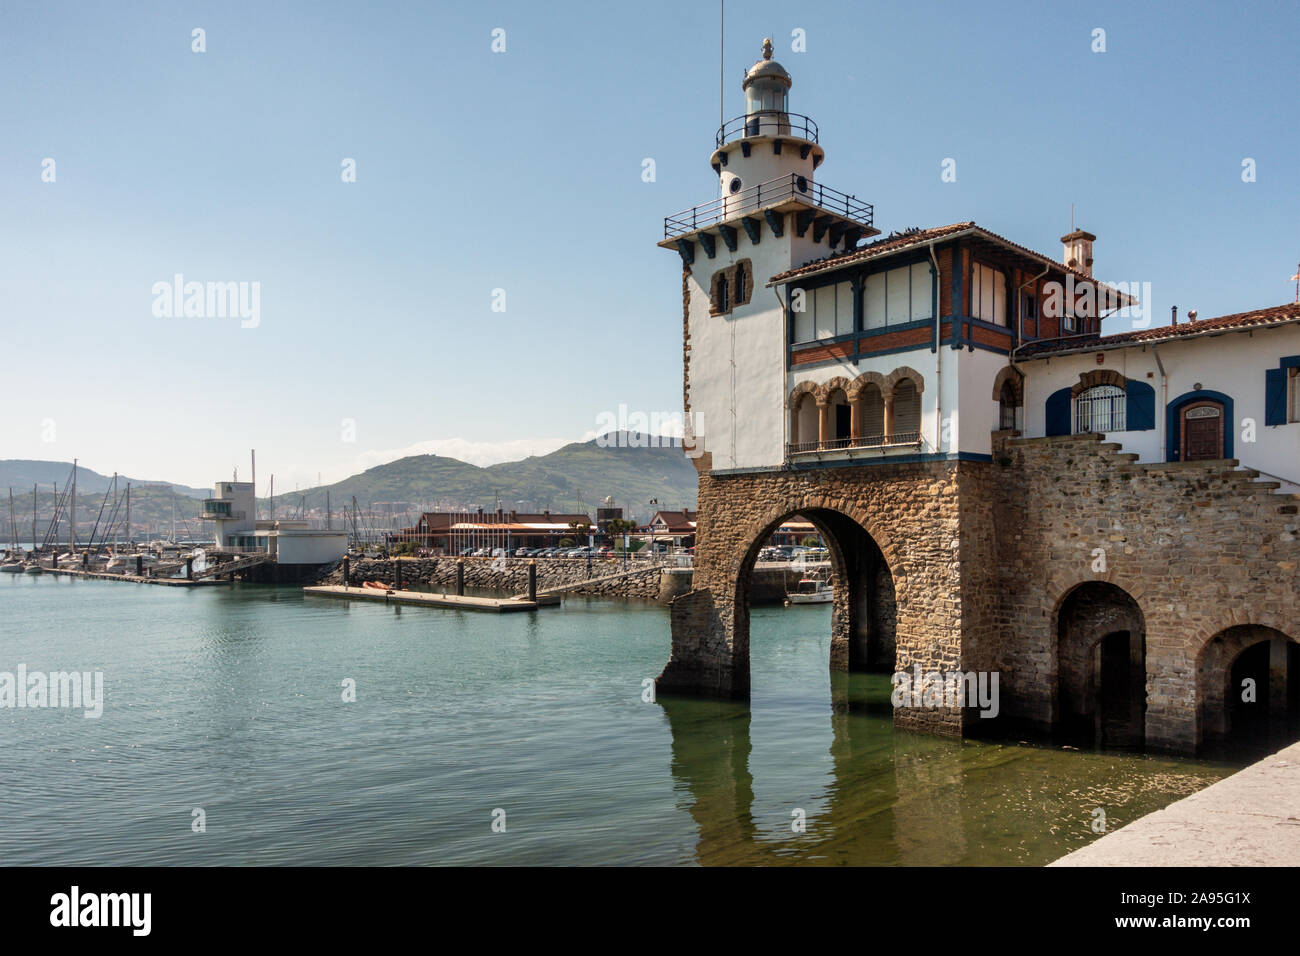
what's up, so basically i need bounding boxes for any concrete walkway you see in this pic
[1051,741,1300,866]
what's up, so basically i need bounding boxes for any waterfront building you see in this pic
[200,479,347,571]
[655,39,1300,754]
[398,509,596,552]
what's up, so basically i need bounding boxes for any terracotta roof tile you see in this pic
[768,221,1125,299]
[1019,303,1300,356]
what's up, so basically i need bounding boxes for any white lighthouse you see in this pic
[659,38,878,471]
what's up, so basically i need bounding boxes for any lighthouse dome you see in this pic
[743,38,792,90]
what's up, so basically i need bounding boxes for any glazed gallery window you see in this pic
[791,280,853,342]
[970,262,1007,326]
[1074,384,1125,433]
[863,262,933,330]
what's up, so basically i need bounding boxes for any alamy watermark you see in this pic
[151,274,260,328]
[0,665,103,718]
[594,405,707,459]
[891,664,999,718]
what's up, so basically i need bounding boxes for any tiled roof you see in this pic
[1019,303,1300,356]
[768,221,1121,295]
[770,223,974,282]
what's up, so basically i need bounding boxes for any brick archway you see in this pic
[991,366,1024,404]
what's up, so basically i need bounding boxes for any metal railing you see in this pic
[664,172,873,240]
[1074,390,1126,433]
[198,509,246,521]
[716,110,819,148]
[787,432,923,457]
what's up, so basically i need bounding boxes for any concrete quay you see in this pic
[1050,740,1300,866]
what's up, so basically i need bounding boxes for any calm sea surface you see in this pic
[0,575,1237,865]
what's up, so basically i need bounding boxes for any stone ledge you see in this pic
[1049,740,1300,867]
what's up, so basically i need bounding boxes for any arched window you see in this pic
[893,379,921,440]
[1075,384,1125,433]
[860,384,885,445]
[793,392,819,448]
[999,380,1018,430]
[828,388,851,444]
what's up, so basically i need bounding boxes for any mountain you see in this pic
[0,460,209,498]
[265,433,699,521]
[0,435,701,544]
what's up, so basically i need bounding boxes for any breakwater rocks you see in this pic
[329,557,666,600]
[324,558,797,604]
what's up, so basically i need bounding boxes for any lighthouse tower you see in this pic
[659,38,878,472]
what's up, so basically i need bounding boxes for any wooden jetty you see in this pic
[44,568,226,587]
[303,584,560,612]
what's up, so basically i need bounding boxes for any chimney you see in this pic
[1188,309,1198,323]
[1170,305,1178,327]
[1061,229,1096,278]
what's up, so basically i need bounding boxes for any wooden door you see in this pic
[1181,402,1223,461]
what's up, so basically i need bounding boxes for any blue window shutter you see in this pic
[1046,387,1072,436]
[1265,368,1287,426]
[1125,380,1155,430]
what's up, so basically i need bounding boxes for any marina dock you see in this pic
[303,584,561,612]
[43,568,226,587]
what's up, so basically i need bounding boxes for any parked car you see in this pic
[459,548,475,557]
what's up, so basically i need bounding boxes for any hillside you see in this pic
[268,434,699,519]
[0,460,208,498]
[0,435,700,544]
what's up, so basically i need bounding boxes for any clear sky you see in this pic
[2,0,1295,490]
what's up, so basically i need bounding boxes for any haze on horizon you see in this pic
[2,0,1294,490]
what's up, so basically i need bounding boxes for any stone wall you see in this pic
[656,431,1300,753]
[658,458,981,736]
[329,558,664,600]
[991,432,1300,752]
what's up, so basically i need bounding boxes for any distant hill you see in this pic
[266,433,699,520]
[0,460,208,498]
[0,436,700,544]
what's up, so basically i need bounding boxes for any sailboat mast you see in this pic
[70,459,77,556]
[125,483,131,548]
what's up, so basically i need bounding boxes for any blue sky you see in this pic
[1,0,1295,489]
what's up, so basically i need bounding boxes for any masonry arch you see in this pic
[1197,624,1300,753]
[731,505,898,682]
[789,383,819,448]
[1054,581,1147,749]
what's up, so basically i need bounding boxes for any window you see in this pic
[999,381,1018,430]
[1074,385,1125,433]
[792,280,852,341]
[1290,367,1300,424]
[864,263,933,329]
[710,260,752,316]
[1021,290,1037,324]
[893,379,921,440]
[970,262,1007,326]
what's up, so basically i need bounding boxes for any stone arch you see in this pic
[991,365,1024,404]
[729,501,902,678]
[815,375,854,404]
[1053,580,1147,749]
[787,380,819,408]
[1196,625,1297,746]
[847,370,887,402]
[1070,368,1126,399]
[885,366,926,393]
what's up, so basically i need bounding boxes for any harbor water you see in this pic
[0,575,1237,865]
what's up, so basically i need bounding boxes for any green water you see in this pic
[0,575,1236,865]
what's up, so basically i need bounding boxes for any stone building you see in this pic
[654,39,1300,754]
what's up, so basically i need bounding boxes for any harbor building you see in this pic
[200,479,347,578]
[655,39,1300,754]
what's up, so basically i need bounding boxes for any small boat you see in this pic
[0,563,24,573]
[785,578,833,605]
[23,564,43,574]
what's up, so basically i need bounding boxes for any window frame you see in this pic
[1074,384,1126,434]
